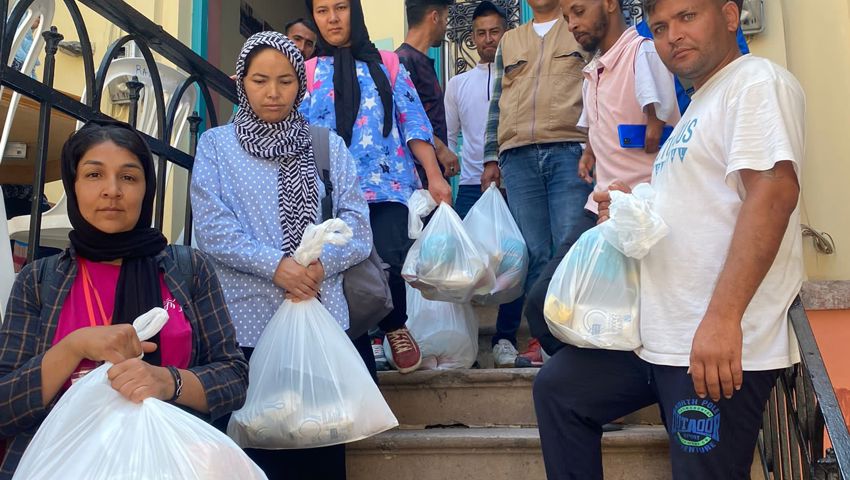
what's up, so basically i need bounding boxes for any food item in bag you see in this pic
[497,238,525,276]
[230,390,303,445]
[419,233,459,272]
[294,406,355,446]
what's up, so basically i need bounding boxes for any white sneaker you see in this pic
[492,339,518,368]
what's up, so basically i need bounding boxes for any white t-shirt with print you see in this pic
[638,54,806,371]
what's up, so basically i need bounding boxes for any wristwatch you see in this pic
[166,366,183,402]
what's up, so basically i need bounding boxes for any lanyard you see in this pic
[78,259,112,328]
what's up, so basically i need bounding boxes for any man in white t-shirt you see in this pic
[445,2,526,368]
[533,0,805,478]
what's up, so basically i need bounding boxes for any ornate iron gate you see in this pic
[444,0,646,78]
[0,0,237,258]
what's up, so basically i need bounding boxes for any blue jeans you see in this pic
[455,184,527,347]
[499,142,591,291]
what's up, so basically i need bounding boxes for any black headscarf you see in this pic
[61,119,168,365]
[306,0,394,146]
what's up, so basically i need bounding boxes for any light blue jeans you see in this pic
[500,142,592,291]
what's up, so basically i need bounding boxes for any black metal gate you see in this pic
[0,0,238,260]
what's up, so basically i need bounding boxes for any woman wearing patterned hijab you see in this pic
[191,32,371,479]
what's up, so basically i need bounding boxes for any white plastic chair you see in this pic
[0,0,55,163]
[6,55,196,249]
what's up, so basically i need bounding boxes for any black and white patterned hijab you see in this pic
[234,31,318,257]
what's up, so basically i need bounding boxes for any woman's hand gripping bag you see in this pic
[227,219,398,449]
[462,183,528,305]
[543,184,669,351]
[386,286,478,370]
[14,309,267,480]
[402,191,492,303]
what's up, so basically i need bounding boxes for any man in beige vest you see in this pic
[482,0,591,366]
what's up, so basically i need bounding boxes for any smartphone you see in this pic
[618,124,675,149]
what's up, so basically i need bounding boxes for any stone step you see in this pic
[379,368,662,428]
[346,425,672,480]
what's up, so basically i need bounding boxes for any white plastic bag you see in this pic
[14,309,266,480]
[228,219,398,449]
[543,227,641,350]
[407,189,438,240]
[598,183,669,260]
[463,183,528,305]
[542,185,668,351]
[403,201,492,303]
[386,286,478,370]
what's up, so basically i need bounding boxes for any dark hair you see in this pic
[63,121,153,181]
[643,0,743,15]
[406,0,453,27]
[243,44,279,74]
[472,1,508,26]
[285,17,317,35]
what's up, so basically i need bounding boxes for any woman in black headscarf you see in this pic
[0,119,248,476]
[303,0,452,376]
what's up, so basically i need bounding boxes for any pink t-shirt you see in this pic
[52,259,192,386]
[579,27,681,212]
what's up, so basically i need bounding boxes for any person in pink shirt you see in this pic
[0,120,247,477]
[571,0,680,215]
[523,0,680,359]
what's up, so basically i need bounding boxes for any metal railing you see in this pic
[0,0,238,260]
[759,298,850,479]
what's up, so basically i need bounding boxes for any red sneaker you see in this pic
[385,328,422,374]
[515,338,544,368]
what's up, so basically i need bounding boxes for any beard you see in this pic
[578,15,609,53]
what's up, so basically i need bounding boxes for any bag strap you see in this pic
[310,125,333,221]
[167,245,195,296]
[37,254,59,307]
[379,50,400,87]
[305,57,319,94]
[305,53,398,94]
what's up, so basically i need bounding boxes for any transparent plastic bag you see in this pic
[542,185,669,350]
[598,183,669,260]
[403,201,492,303]
[14,310,266,480]
[407,189,438,240]
[227,219,398,449]
[543,227,641,350]
[463,183,528,305]
[386,286,478,370]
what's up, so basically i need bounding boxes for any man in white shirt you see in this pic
[445,2,524,368]
[533,1,805,478]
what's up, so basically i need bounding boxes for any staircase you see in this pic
[346,305,674,480]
